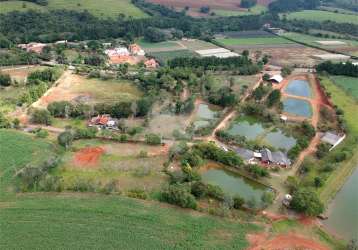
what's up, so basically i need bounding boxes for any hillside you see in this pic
[0,0,148,18]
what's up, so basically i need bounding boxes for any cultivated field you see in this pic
[149,50,196,64]
[215,37,295,47]
[0,0,148,19]
[0,194,257,249]
[282,32,358,57]
[330,75,358,100]
[285,10,358,25]
[147,0,273,17]
[0,130,57,198]
[34,72,142,108]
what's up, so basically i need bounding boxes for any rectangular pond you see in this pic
[200,164,269,208]
[284,79,312,98]
[227,117,265,141]
[263,129,297,152]
[283,98,312,118]
[323,167,358,241]
[194,103,221,129]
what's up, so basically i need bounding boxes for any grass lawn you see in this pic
[0,193,257,249]
[215,37,294,46]
[0,130,58,199]
[285,10,358,25]
[0,0,148,19]
[137,39,184,53]
[330,75,358,101]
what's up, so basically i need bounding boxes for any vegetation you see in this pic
[316,61,358,77]
[290,188,324,216]
[285,10,358,25]
[268,0,320,12]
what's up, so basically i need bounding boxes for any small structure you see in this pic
[129,44,145,56]
[55,40,68,45]
[18,42,47,54]
[282,194,292,207]
[235,148,257,164]
[315,40,346,46]
[260,148,291,167]
[195,48,239,58]
[261,148,273,164]
[102,42,112,48]
[321,132,346,151]
[280,115,288,123]
[88,115,118,129]
[144,59,158,69]
[269,74,283,84]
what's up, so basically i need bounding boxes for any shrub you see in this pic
[207,184,225,201]
[57,131,74,149]
[160,184,197,209]
[74,127,97,139]
[36,129,49,138]
[145,133,161,145]
[190,181,208,198]
[0,73,11,86]
[31,109,52,125]
[100,180,120,195]
[290,188,324,216]
[233,195,245,209]
[261,191,275,206]
[127,188,148,200]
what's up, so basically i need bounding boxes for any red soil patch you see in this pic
[299,215,317,226]
[73,147,105,168]
[248,233,329,250]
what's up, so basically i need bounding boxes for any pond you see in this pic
[227,117,265,141]
[194,103,220,129]
[284,79,312,98]
[283,98,312,118]
[264,130,297,152]
[201,164,268,207]
[323,167,358,241]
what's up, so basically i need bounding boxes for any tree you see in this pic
[144,27,166,42]
[0,112,11,128]
[290,188,324,216]
[282,66,292,77]
[199,6,210,14]
[0,74,11,87]
[31,109,52,125]
[240,0,257,8]
[263,73,270,81]
[160,184,197,209]
[267,89,281,107]
[233,195,245,209]
[57,131,73,149]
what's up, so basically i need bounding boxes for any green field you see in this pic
[0,130,57,199]
[0,194,257,249]
[282,32,358,47]
[149,50,196,64]
[330,75,358,100]
[213,5,266,17]
[0,0,148,19]
[285,10,358,25]
[215,37,294,46]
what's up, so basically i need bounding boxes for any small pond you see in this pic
[323,167,358,241]
[284,79,312,98]
[201,164,268,207]
[283,98,312,118]
[264,130,297,152]
[194,103,221,130]
[227,117,265,141]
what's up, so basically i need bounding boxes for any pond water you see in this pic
[284,79,312,98]
[264,130,297,152]
[194,103,220,129]
[201,164,267,207]
[227,118,265,141]
[323,167,358,241]
[283,98,312,118]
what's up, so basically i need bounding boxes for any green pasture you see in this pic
[215,36,294,46]
[284,10,358,25]
[330,75,358,101]
[149,50,196,64]
[282,32,358,47]
[213,5,266,17]
[0,0,148,19]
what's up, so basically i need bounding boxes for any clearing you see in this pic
[33,71,142,109]
[0,0,148,19]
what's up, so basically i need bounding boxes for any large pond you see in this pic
[227,117,265,141]
[264,130,297,152]
[323,167,358,241]
[194,103,220,129]
[284,79,312,98]
[283,98,312,118]
[201,164,268,207]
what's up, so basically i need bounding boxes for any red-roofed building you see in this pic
[144,59,158,69]
[18,42,47,54]
[129,44,145,56]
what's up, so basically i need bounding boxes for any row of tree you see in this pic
[316,61,358,77]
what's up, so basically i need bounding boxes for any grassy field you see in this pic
[317,76,358,203]
[0,193,257,249]
[285,10,358,25]
[330,75,358,100]
[0,0,148,19]
[215,37,294,46]
[0,130,58,199]
[149,50,196,64]
[282,32,358,47]
[213,5,267,16]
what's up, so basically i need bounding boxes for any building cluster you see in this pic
[235,147,291,168]
[88,115,118,130]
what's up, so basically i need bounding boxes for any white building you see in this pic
[321,132,346,151]
[104,47,130,57]
[270,74,283,83]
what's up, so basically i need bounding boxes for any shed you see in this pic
[321,132,346,151]
[269,74,283,83]
[272,151,291,167]
[236,148,255,164]
[261,148,273,163]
